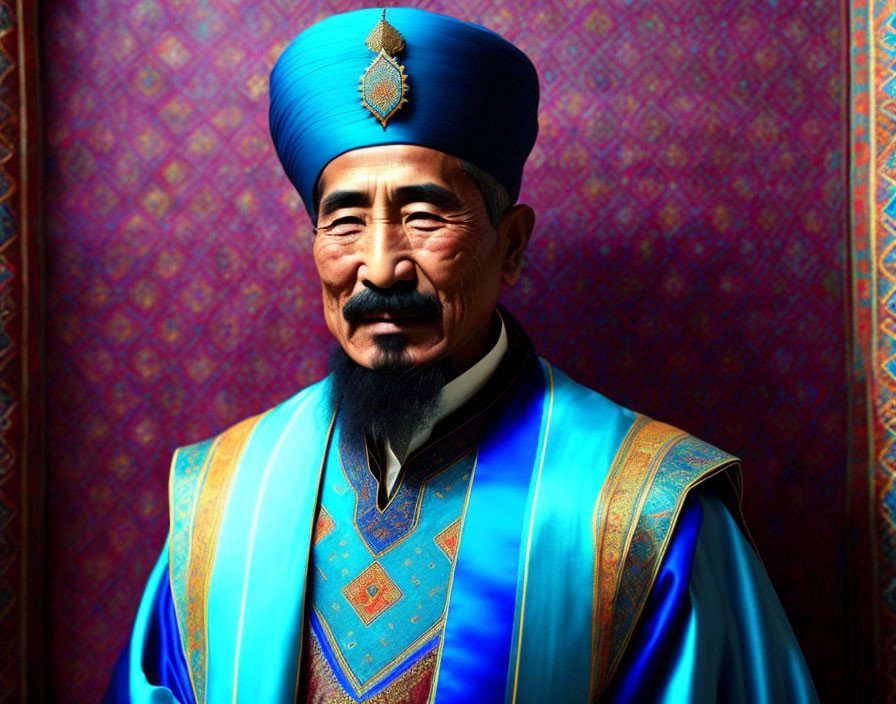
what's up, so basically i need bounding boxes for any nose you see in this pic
[357,218,416,289]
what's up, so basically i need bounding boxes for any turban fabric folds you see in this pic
[269,7,540,219]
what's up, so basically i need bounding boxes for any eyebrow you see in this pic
[319,190,370,218]
[393,184,464,211]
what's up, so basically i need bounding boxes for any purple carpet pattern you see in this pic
[42,0,851,700]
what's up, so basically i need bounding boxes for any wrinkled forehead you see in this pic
[316,145,467,198]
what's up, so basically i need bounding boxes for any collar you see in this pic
[383,311,508,491]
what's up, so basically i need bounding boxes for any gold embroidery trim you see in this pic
[342,441,475,557]
[589,416,686,699]
[168,437,220,704]
[185,413,263,704]
[589,417,741,698]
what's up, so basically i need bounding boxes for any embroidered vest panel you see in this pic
[299,426,476,702]
[302,627,438,704]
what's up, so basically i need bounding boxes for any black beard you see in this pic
[327,335,450,455]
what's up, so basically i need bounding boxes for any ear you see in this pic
[498,204,535,285]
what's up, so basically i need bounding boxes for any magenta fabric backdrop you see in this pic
[42,0,848,700]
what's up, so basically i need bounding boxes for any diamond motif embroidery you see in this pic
[314,505,336,546]
[434,519,460,562]
[361,50,407,128]
[342,563,403,626]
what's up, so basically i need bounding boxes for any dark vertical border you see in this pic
[0,0,43,701]
[0,1,20,699]
[20,0,43,699]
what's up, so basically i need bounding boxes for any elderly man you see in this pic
[106,7,817,704]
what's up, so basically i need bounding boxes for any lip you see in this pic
[354,314,433,333]
[360,313,423,322]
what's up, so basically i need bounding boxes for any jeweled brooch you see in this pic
[360,9,409,129]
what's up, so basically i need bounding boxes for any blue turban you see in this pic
[269,7,540,218]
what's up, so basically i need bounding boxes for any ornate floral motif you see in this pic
[360,10,408,128]
[342,562,404,626]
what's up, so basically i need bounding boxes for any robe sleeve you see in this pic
[102,541,197,704]
[603,491,819,704]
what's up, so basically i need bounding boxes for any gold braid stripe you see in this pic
[590,415,685,697]
[185,413,264,704]
[590,415,741,698]
[168,435,219,704]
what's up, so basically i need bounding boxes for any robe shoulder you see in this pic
[544,361,743,525]
[604,490,819,703]
[555,367,814,701]
[169,377,331,477]
[164,378,334,702]
[543,361,746,696]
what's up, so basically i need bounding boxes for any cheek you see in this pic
[417,229,498,288]
[313,241,356,292]
[313,243,359,330]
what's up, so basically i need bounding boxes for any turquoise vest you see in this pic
[152,361,739,703]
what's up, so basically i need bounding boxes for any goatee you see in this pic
[327,335,449,456]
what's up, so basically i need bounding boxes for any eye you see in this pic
[319,215,364,236]
[405,212,446,230]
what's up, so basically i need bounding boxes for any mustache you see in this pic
[342,286,442,324]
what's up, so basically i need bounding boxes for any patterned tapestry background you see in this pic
[41,0,850,700]
[851,2,896,702]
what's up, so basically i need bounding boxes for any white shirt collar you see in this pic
[383,311,508,493]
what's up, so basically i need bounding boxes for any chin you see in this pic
[347,337,447,369]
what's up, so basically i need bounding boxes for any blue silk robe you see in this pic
[106,325,817,703]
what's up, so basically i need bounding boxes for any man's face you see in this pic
[313,144,526,374]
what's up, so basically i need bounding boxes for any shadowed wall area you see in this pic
[40,0,851,700]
